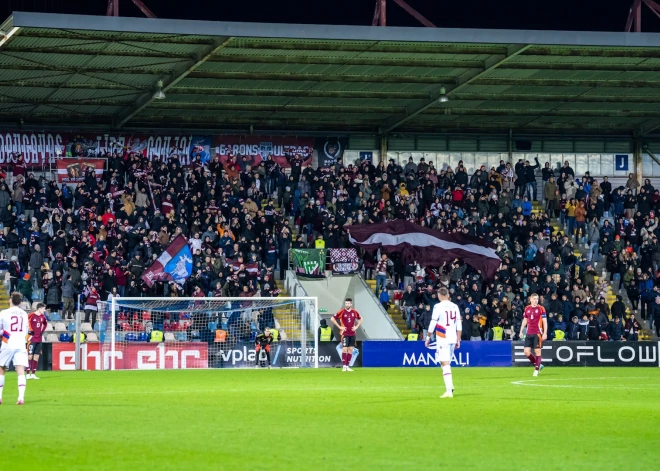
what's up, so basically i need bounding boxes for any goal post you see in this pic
[95,297,319,370]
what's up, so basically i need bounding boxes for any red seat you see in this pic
[142,312,151,322]
[181,321,191,330]
[119,322,131,331]
[118,312,128,321]
[169,322,179,331]
[132,321,144,331]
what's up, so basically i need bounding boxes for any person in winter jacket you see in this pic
[625,314,641,341]
[607,316,626,341]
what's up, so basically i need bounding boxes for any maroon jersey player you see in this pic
[519,294,548,377]
[331,298,362,372]
[27,303,48,380]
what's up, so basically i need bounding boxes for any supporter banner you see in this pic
[329,248,360,275]
[214,135,313,168]
[142,234,193,287]
[291,248,326,278]
[56,158,105,183]
[362,340,512,367]
[346,220,502,279]
[0,131,66,167]
[0,131,210,167]
[211,341,360,368]
[52,342,209,370]
[511,341,660,367]
[316,136,348,168]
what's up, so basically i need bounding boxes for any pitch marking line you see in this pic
[512,376,659,390]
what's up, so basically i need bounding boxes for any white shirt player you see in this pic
[0,305,30,368]
[429,300,461,344]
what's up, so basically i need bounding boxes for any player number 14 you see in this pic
[445,311,456,327]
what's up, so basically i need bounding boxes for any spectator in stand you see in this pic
[625,314,641,341]
[375,254,391,296]
[607,316,626,341]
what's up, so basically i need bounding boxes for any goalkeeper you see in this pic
[254,328,274,369]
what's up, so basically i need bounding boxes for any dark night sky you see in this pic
[5,0,660,32]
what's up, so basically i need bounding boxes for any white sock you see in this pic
[442,365,453,393]
[0,375,4,401]
[17,374,26,401]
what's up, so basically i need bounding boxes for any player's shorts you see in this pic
[341,335,356,348]
[0,348,29,368]
[524,333,543,349]
[435,342,456,363]
[28,342,43,356]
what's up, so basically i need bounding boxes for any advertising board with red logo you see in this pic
[52,343,208,370]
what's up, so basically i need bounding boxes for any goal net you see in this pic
[95,297,318,370]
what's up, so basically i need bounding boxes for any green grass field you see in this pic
[2,367,660,470]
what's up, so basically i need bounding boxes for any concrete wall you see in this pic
[295,272,402,341]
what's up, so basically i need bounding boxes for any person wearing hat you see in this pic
[18,273,33,304]
[318,319,334,342]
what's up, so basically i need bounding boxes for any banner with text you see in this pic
[214,135,313,168]
[0,131,211,167]
[210,341,360,368]
[329,248,360,275]
[52,342,209,370]
[291,248,326,278]
[56,158,105,183]
[362,341,512,367]
[512,341,659,367]
[316,136,348,168]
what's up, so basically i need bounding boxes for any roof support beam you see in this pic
[208,55,484,68]
[383,43,531,133]
[170,87,430,99]
[472,78,660,88]
[451,93,660,103]
[0,27,21,50]
[0,63,175,75]
[115,36,233,127]
[3,46,194,59]
[187,71,460,84]
[17,31,212,45]
[640,119,660,135]
[392,0,436,27]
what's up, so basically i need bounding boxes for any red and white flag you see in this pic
[346,220,501,279]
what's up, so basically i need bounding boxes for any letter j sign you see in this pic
[615,154,629,171]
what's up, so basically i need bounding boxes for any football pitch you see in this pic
[3,367,660,471]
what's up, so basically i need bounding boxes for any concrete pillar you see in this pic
[634,140,643,187]
[379,135,388,165]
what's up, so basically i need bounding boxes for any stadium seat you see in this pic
[181,313,191,319]
[59,333,71,342]
[81,322,93,332]
[181,321,191,330]
[132,321,144,331]
[137,333,148,342]
[221,320,228,330]
[117,312,128,321]
[53,322,67,332]
[164,332,176,343]
[169,322,179,332]
[99,332,106,343]
[45,323,55,332]
[45,333,59,343]
[119,322,131,331]
[142,312,151,321]
[125,333,137,341]
[67,322,76,332]
[280,330,288,340]
[175,332,187,342]
[208,321,218,331]
[49,312,62,321]
[115,332,123,342]
[94,322,101,331]
[87,332,99,342]
[214,330,227,342]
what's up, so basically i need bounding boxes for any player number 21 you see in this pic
[445,311,456,326]
[10,316,24,332]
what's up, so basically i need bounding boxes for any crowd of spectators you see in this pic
[0,149,657,341]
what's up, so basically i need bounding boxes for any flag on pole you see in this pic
[141,234,193,287]
[346,220,501,279]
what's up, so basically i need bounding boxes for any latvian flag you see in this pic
[346,220,501,279]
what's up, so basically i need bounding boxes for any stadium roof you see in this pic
[2,11,660,136]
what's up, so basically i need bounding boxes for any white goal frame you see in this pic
[107,296,320,370]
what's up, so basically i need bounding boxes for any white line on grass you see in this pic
[512,376,659,390]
